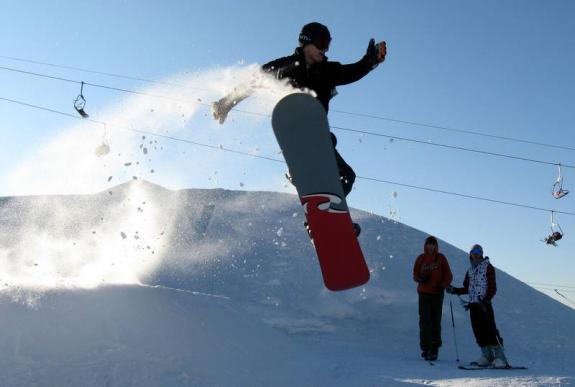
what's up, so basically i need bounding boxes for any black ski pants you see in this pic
[418,292,444,351]
[469,301,503,347]
[331,133,356,196]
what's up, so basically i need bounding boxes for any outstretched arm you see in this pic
[446,272,470,295]
[331,39,387,86]
[212,56,294,124]
[212,87,254,124]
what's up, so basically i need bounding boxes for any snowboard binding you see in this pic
[304,220,360,239]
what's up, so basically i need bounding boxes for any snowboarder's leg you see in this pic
[332,144,356,197]
[331,133,360,236]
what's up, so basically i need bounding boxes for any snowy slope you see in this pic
[0,180,573,386]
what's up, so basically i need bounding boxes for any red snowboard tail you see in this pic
[302,194,370,291]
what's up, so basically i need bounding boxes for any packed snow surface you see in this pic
[0,181,573,386]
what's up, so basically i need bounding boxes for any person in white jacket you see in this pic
[447,244,507,367]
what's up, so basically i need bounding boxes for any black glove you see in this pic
[445,285,456,294]
[460,299,471,311]
[365,39,386,69]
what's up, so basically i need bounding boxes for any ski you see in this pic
[459,363,527,370]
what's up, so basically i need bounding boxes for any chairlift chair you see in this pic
[544,211,564,246]
[552,164,569,199]
[74,81,89,118]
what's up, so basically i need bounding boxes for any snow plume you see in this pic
[7,64,298,196]
[1,64,299,291]
[0,181,171,290]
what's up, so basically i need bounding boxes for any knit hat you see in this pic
[299,22,331,50]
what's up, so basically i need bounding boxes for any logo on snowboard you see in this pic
[301,193,347,214]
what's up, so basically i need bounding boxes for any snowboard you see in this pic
[271,93,370,291]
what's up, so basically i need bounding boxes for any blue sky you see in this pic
[0,0,574,304]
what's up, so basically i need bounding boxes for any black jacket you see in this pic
[262,47,373,112]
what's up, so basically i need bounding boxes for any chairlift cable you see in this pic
[1,64,574,170]
[1,61,574,155]
[2,94,575,217]
[330,109,575,152]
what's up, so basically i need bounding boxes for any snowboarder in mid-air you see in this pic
[212,22,387,236]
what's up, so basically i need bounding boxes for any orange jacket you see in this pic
[413,252,453,295]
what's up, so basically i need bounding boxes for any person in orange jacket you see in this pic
[413,236,453,361]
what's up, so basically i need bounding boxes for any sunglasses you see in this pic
[470,249,483,255]
[313,37,331,51]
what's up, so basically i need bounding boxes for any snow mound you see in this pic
[0,181,573,386]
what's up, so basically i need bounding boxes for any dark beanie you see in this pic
[299,22,331,46]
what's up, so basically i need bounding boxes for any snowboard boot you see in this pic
[475,346,494,367]
[491,346,508,368]
[352,222,361,237]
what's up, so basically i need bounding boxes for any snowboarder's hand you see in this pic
[212,98,232,124]
[446,285,456,294]
[365,39,387,69]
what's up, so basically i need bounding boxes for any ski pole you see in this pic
[449,298,461,365]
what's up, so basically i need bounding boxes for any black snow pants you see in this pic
[418,292,444,352]
[331,132,356,196]
[469,301,503,347]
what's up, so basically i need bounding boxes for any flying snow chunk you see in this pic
[94,143,110,157]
